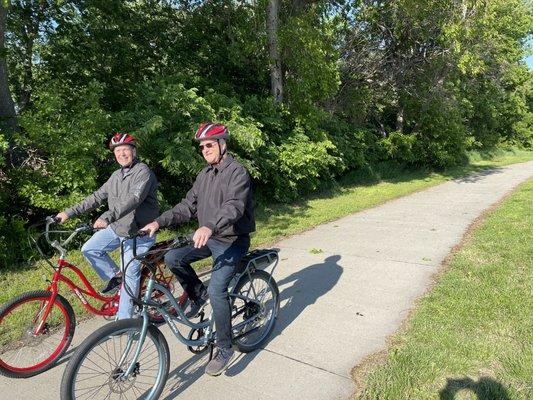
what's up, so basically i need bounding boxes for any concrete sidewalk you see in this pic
[2,161,532,400]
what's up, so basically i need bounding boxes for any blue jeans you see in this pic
[164,236,250,349]
[81,226,155,319]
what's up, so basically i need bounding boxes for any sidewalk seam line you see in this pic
[262,348,352,380]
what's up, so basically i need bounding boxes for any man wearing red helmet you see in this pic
[56,133,159,319]
[142,122,255,376]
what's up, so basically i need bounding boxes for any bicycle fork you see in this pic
[115,279,155,380]
[35,275,63,336]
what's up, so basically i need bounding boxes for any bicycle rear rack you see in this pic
[237,248,279,275]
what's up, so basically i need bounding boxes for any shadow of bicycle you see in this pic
[226,254,343,376]
[439,376,511,400]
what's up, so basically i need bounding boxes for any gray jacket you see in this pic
[156,155,255,241]
[65,160,159,236]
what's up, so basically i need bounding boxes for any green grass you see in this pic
[352,178,533,400]
[1,148,532,322]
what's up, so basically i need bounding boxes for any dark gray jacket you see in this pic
[65,160,159,236]
[156,155,255,241]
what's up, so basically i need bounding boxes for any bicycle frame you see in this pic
[48,259,118,317]
[116,249,280,380]
[30,218,177,335]
[26,258,117,338]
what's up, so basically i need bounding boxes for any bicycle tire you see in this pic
[0,290,76,378]
[231,270,280,353]
[61,318,169,400]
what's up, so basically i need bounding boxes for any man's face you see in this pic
[114,144,135,167]
[199,139,221,165]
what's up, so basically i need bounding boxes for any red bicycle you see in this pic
[0,216,186,379]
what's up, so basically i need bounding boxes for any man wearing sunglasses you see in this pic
[141,122,255,376]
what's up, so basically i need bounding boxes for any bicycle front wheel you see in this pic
[0,290,76,378]
[231,270,280,353]
[61,318,169,400]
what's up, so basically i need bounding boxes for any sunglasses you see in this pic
[199,142,216,151]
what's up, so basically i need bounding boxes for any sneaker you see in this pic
[101,276,122,294]
[205,347,234,376]
[184,296,207,318]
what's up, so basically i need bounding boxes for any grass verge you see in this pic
[1,149,532,321]
[352,178,533,400]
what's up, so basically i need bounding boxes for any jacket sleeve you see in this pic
[65,179,110,218]
[203,167,250,234]
[104,167,156,223]
[155,176,199,228]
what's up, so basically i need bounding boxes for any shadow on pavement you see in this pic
[453,167,504,183]
[54,346,76,368]
[162,351,209,400]
[439,376,510,400]
[226,254,343,377]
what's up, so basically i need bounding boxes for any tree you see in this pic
[0,0,17,132]
[6,0,60,112]
[266,0,283,102]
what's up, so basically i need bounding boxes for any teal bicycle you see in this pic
[60,234,280,400]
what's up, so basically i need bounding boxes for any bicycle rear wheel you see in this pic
[0,290,76,378]
[231,270,280,353]
[61,318,169,400]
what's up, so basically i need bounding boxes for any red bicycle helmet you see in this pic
[109,133,136,150]
[194,122,229,141]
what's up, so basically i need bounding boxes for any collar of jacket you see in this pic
[121,158,139,176]
[206,155,233,174]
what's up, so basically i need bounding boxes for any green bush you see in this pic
[113,77,349,203]
[0,215,30,270]
[380,96,469,168]
[16,80,111,211]
[381,132,418,165]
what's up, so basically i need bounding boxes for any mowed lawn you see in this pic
[353,178,533,400]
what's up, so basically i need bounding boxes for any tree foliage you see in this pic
[0,0,531,268]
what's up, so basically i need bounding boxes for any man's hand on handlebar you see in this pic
[55,212,69,224]
[93,218,108,229]
[140,221,160,238]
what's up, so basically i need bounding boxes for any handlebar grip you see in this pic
[124,230,148,241]
[46,215,61,224]
[76,223,94,233]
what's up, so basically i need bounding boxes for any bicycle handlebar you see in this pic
[39,217,96,257]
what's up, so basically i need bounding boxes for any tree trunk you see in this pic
[266,0,283,103]
[18,0,46,112]
[396,106,404,133]
[19,15,34,112]
[0,2,17,132]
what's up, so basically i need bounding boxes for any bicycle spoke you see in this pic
[68,324,166,400]
[231,270,279,352]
